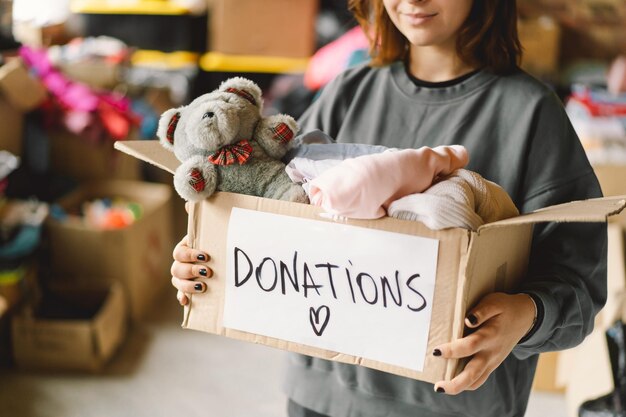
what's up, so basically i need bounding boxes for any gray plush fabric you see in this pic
[156,77,308,203]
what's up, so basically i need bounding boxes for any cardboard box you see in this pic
[49,130,143,182]
[115,140,626,383]
[518,16,561,77]
[0,58,47,112]
[594,165,626,228]
[209,0,317,58]
[45,180,173,320]
[0,96,23,157]
[532,351,565,392]
[11,281,126,372]
[0,58,44,157]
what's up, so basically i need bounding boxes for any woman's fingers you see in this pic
[173,243,210,263]
[171,261,212,280]
[434,329,492,360]
[435,355,493,395]
[173,235,210,263]
[431,292,537,395]
[172,276,206,294]
[171,233,213,306]
[464,293,503,328]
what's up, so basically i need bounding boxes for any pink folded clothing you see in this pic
[308,145,469,219]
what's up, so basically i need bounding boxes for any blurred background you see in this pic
[0,0,625,416]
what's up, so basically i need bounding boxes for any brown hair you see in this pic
[348,0,522,74]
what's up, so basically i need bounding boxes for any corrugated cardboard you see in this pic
[595,165,626,229]
[0,96,23,157]
[518,16,561,76]
[45,180,173,321]
[0,58,47,112]
[0,58,41,157]
[209,0,317,58]
[115,140,626,383]
[49,130,142,182]
[11,282,127,372]
[532,352,565,392]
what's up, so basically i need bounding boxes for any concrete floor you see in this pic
[0,290,569,417]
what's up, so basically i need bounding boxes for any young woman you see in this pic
[171,1,607,416]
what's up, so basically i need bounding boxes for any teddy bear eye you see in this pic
[202,112,215,120]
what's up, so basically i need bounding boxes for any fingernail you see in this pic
[436,387,445,393]
[467,314,478,325]
[199,268,208,276]
[433,348,442,357]
[194,283,203,291]
[197,254,206,261]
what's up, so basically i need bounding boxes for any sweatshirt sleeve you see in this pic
[512,92,607,359]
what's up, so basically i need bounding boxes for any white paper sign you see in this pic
[223,208,439,371]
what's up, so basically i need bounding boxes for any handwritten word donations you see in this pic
[233,247,427,313]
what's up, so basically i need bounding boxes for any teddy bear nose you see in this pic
[202,112,215,120]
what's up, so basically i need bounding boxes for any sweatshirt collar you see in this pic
[389,61,498,104]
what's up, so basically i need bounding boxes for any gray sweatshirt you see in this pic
[283,62,607,417]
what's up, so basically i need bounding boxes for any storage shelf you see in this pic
[71,0,192,15]
[131,50,200,69]
[199,52,309,74]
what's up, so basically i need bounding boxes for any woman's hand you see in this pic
[432,292,536,395]
[171,234,213,305]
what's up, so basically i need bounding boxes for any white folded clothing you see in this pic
[388,169,519,231]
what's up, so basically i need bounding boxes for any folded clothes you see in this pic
[307,145,469,219]
[388,169,519,230]
[285,133,518,229]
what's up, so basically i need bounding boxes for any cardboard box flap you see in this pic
[478,196,626,232]
[114,140,179,174]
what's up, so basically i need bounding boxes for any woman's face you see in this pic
[382,0,474,49]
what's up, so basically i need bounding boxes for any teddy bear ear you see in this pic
[219,77,262,108]
[156,108,182,151]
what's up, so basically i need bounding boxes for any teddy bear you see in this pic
[156,77,309,204]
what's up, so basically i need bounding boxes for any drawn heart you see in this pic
[309,305,330,337]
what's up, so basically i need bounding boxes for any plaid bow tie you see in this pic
[207,139,253,165]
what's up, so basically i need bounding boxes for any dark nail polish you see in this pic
[433,349,442,357]
[197,254,206,261]
[194,283,203,291]
[467,314,478,325]
[199,268,208,276]
[436,387,445,393]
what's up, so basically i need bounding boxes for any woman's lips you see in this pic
[403,12,437,25]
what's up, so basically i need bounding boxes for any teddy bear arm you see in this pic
[173,156,218,202]
[254,114,299,159]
